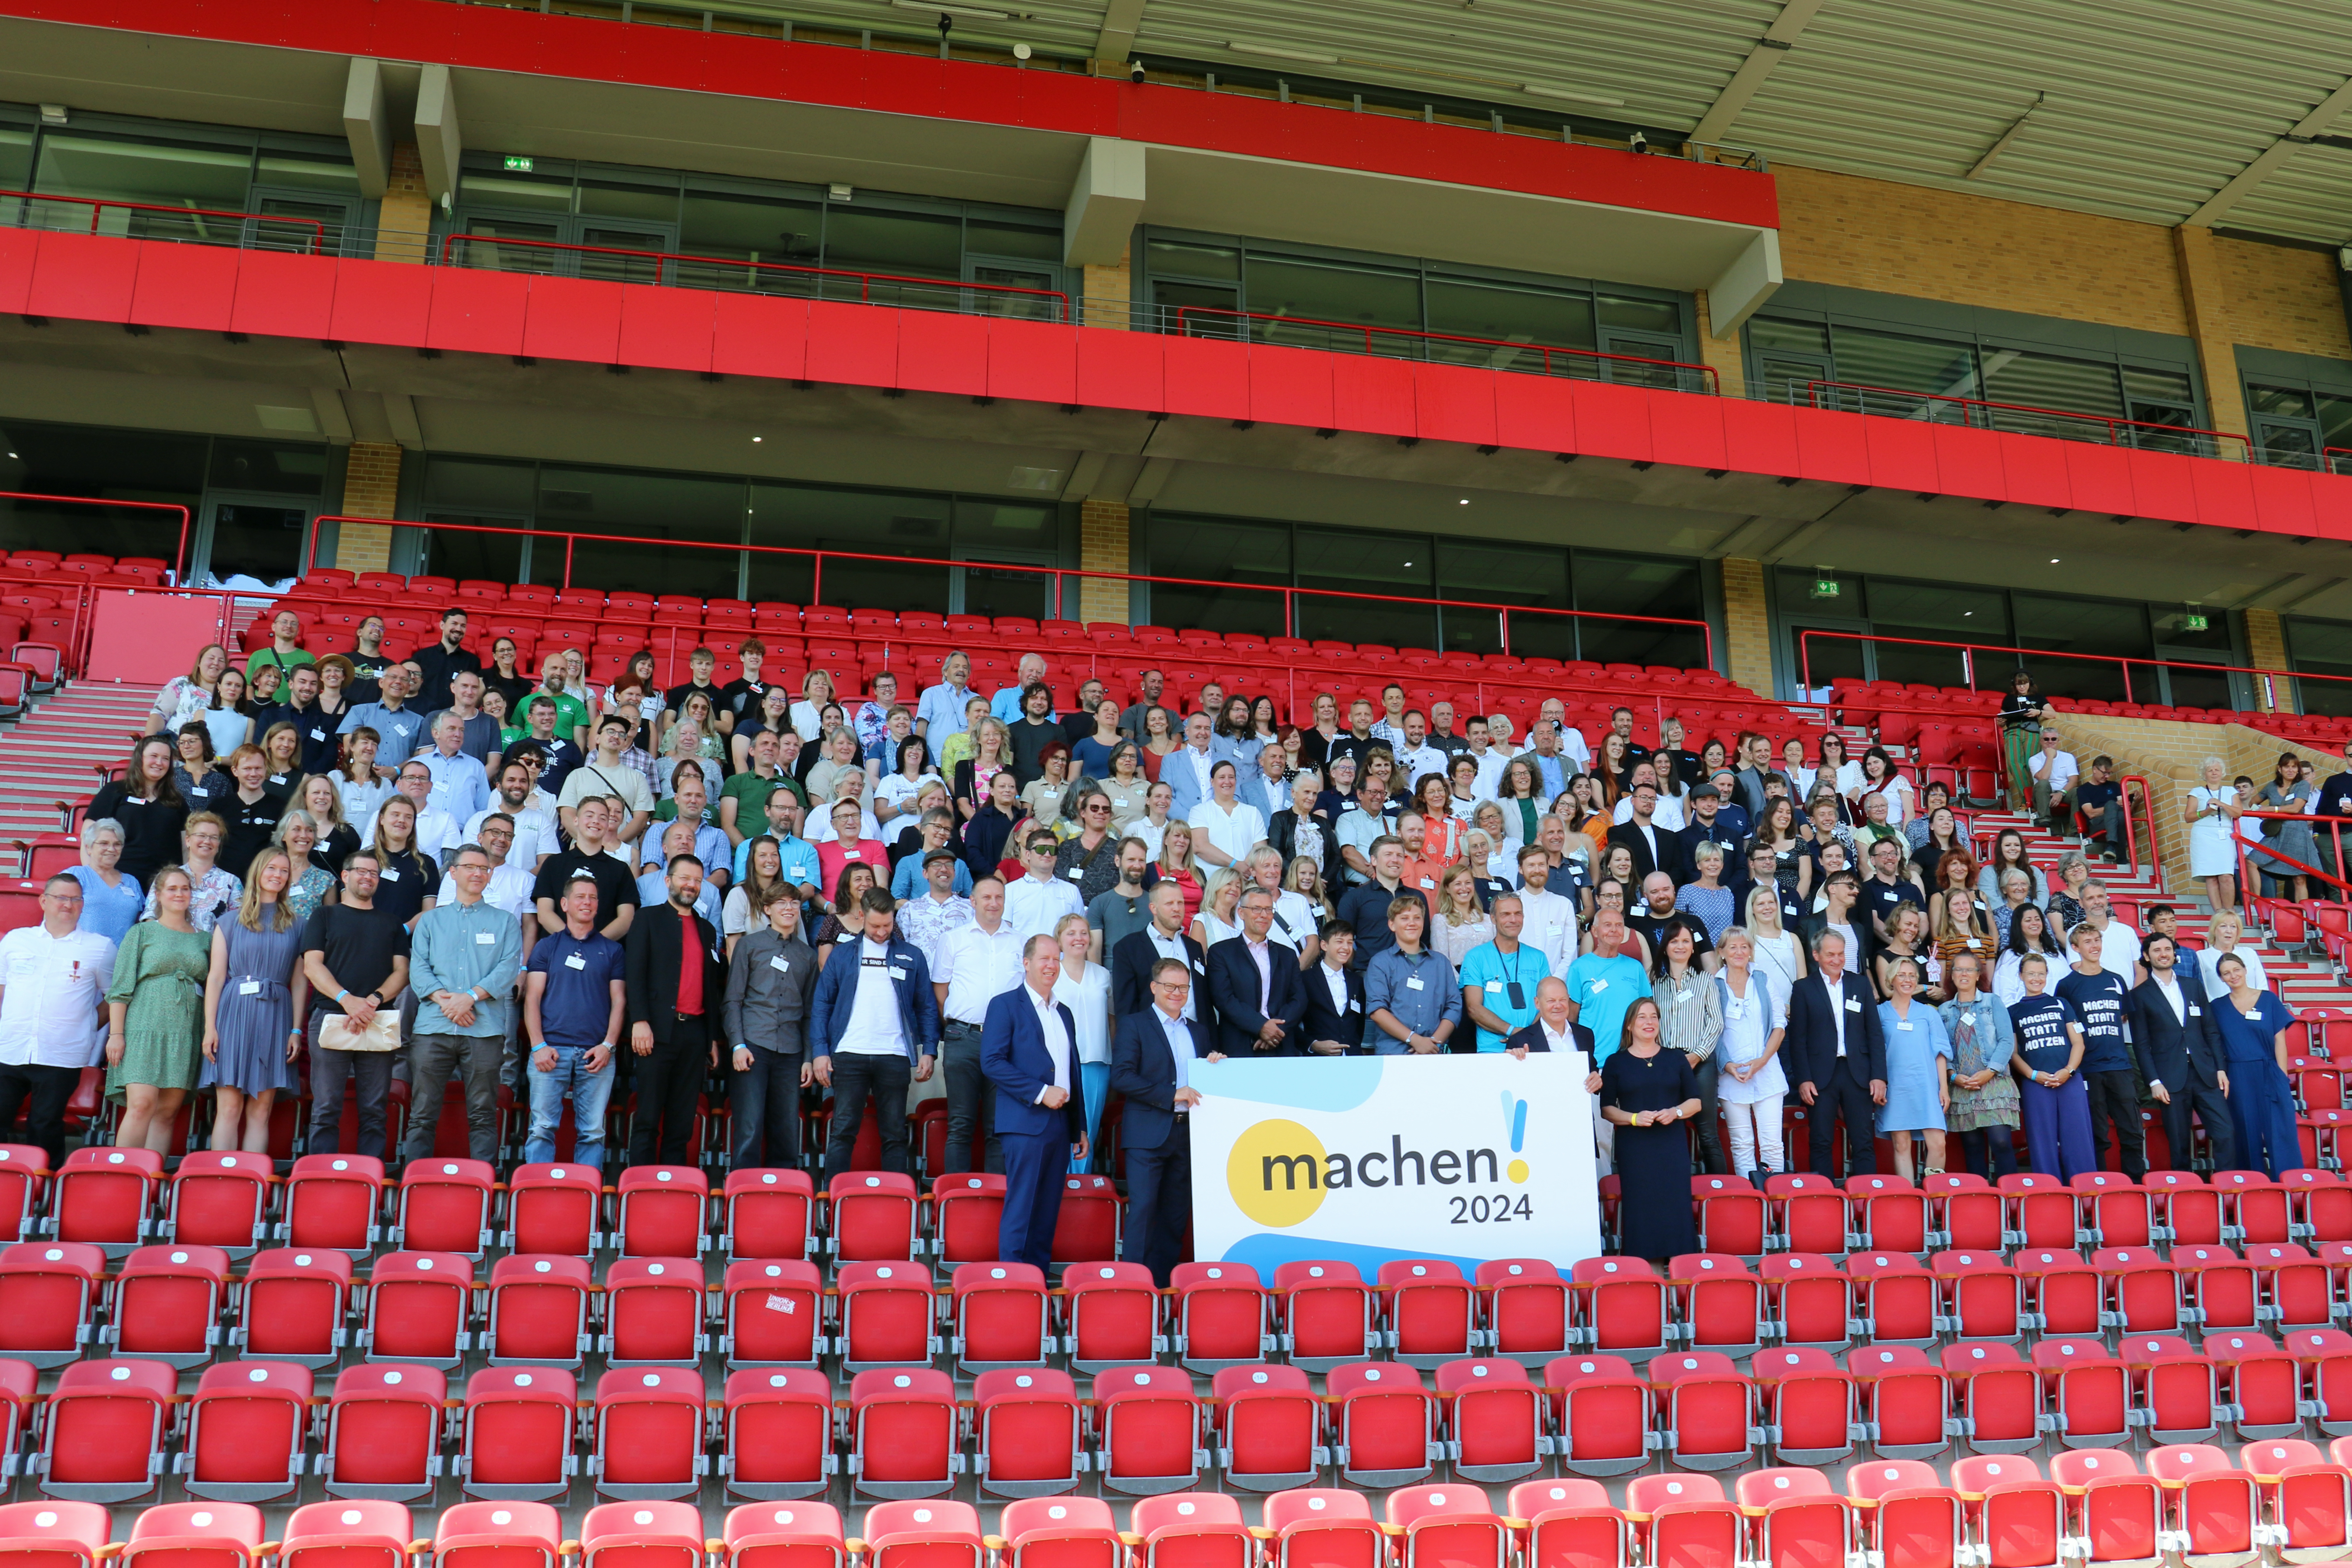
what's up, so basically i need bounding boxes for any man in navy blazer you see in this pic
[1110,882,1210,1022]
[1298,920,1367,1053]
[2127,932,2237,1172]
[981,934,1089,1270]
[1111,958,1224,1286]
[808,889,941,1185]
[1782,927,1887,1178]
[1206,889,1308,1055]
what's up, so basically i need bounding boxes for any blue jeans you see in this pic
[526,1045,615,1169]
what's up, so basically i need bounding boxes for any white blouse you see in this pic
[1053,961,1113,1066]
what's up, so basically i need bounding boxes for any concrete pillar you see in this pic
[1719,556,1773,694]
[376,142,433,266]
[1078,497,1130,626]
[2173,225,2251,455]
[1693,290,1747,398]
[334,441,403,575]
[2243,605,2290,711]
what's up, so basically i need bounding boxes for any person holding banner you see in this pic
[1110,957,1224,1286]
[982,934,1090,1270]
[1599,995,1700,1262]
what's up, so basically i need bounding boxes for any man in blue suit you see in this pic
[1111,957,1224,1285]
[1206,888,1308,1055]
[2128,932,2237,1172]
[1782,927,1887,1178]
[982,934,1089,1270]
[808,887,941,1185]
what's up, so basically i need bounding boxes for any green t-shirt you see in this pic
[652,799,720,828]
[721,768,805,840]
[532,688,591,744]
[246,646,316,681]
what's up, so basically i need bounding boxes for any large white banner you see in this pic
[1188,1052,1602,1274]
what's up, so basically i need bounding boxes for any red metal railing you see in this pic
[1168,306,1719,393]
[1795,628,2352,714]
[300,513,1717,669]
[2232,808,2352,902]
[0,189,327,253]
[2115,773,2154,883]
[439,232,1071,317]
[0,493,191,584]
[1794,380,2252,461]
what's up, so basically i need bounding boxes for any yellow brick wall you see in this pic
[1693,291,1746,399]
[2243,607,2289,712]
[375,142,433,266]
[1078,497,1129,625]
[335,441,403,575]
[2174,225,2252,444]
[2214,234,2352,362]
[1719,556,1772,695]
[1082,240,1132,331]
[2048,712,2332,890]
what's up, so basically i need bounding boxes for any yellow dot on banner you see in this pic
[1507,1159,1530,1184]
[1226,1120,1330,1229]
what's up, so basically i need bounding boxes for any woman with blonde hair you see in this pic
[1191,864,1243,951]
[298,774,358,877]
[105,865,209,1152]
[790,668,836,746]
[2196,909,2268,997]
[1744,880,1807,997]
[1431,864,1493,967]
[1052,911,1113,1168]
[145,812,243,932]
[199,846,307,1152]
[272,810,338,921]
[951,716,1015,824]
[1931,884,1997,1001]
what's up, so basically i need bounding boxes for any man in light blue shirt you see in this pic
[989,652,1050,725]
[915,650,976,767]
[404,844,524,1163]
[1363,897,1461,1054]
[415,712,491,826]
[1564,908,1651,1062]
[340,662,424,773]
[1457,893,1542,1052]
[733,793,824,900]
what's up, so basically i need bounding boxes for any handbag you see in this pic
[318,1008,403,1052]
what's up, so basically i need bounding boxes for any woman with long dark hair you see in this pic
[90,734,190,889]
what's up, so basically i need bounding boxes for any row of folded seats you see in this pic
[13,1337,2352,1506]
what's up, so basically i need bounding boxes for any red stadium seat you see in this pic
[105,1243,230,1367]
[927,1175,1005,1267]
[720,1260,824,1370]
[997,1497,1119,1568]
[1170,1262,1271,1372]
[718,1501,846,1568]
[828,1173,919,1263]
[0,1240,105,1367]
[431,1500,561,1568]
[0,1145,49,1243]
[615,1166,709,1259]
[501,1163,604,1256]
[1435,1358,1544,1484]
[391,1159,496,1259]
[48,1145,162,1255]
[484,1254,592,1368]
[164,1151,274,1255]
[1473,1259,1570,1365]
[1379,1260,1476,1369]
[971,1368,1082,1500]
[1211,1365,1324,1493]
[34,1358,176,1502]
[1092,1365,1207,1496]
[602,1259,710,1368]
[834,1261,939,1372]
[279,1155,386,1256]
[589,1367,708,1501]
[321,1362,447,1501]
[178,1360,312,1502]
[847,1368,960,1500]
[723,1169,815,1262]
[1124,1494,1251,1568]
[949,1262,1052,1374]
[360,1252,476,1370]
[720,1368,836,1502]
[234,1247,354,1367]
[1061,1261,1162,1373]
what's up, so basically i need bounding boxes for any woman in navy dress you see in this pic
[2211,950,2303,1177]
[2005,951,2096,1178]
[1599,996,1701,1262]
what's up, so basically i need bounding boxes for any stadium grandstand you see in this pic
[6,0,2352,1561]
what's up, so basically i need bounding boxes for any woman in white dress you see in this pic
[1431,865,1494,967]
[1191,867,1243,953]
[1712,926,1791,1181]
[2196,909,2268,999]
[1743,883,1806,999]
[2185,755,2241,912]
[1053,912,1113,1171]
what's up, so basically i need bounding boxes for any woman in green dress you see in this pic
[104,864,211,1152]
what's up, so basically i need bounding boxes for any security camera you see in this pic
[1628,130,1649,154]
[1129,58,1146,82]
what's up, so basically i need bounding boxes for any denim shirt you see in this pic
[1363,945,1462,1052]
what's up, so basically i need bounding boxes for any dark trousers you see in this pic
[1123,1121,1192,1287]
[403,1032,505,1164]
[309,1036,394,1162]
[731,1045,803,1170]
[2158,1076,2237,1172]
[822,1051,911,1185]
[941,1021,1000,1174]
[0,1061,81,1166]
[1690,1056,1728,1175]
[999,1127,1068,1272]
[1957,1126,2020,1178]
[1807,1059,1878,1178]
[628,1032,708,1166]
[2083,1067,2146,1178]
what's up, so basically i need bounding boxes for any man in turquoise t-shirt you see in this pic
[1564,908,1652,1061]
[1458,892,1543,1052]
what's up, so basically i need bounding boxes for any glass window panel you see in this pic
[1597,293,1680,335]
[209,439,326,497]
[954,501,1055,554]
[748,484,949,614]
[253,196,348,257]
[0,422,205,563]
[457,216,563,273]
[1866,578,2008,636]
[2011,592,2149,703]
[255,150,360,196]
[1143,515,1288,637]
[679,189,822,263]
[2122,366,2194,421]
[961,565,1054,622]
[1827,324,1978,398]
[426,457,539,514]
[2248,383,2317,420]
[0,126,30,191]
[204,501,308,587]
[1424,277,1595,368]
[578,178,677,224]
[821,205,960,279]
[1145,236,1240,281]
[459,169,574,213]
[1243,255,1422,343]
[2157,659,2235,713]
[1775,566,1862,615]
[1749,316,1830,355]
[418,513,539,588]
[537,466,743,600]
[1573,552,1703,668]
[966,219,1061,261]
[1153,280,1240,336]
[1436,540,1570,659]
[2319,395,2352,452]
[1979,347,2125,427]
[1869,633,1976,690]
[34,133,251,240]
[2289,619,2352,717]
[2151,602,2233,653]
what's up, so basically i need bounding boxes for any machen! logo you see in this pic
[1226,1094,1532,1229]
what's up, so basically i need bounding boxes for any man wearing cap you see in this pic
[897,847,975,972]
[2028,729,2080,838]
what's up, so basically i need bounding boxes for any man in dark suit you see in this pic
[1299,920,1366,1054]
[1783,926,1887,1177]
[622,852,727,1165]
[1110,880,1208,1022]
[1606,782,1688,885]
[1797,871,1875,985]
[1111,958,1224,1286]
[808,889,941,1184]
[1503,976,1598,1064]
[2128,932,2237,1173]
[1206,888,1307,1056]
[981,934,1089,1270]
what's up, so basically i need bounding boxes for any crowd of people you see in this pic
[0,613,2318,1273]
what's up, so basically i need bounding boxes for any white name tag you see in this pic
[564,953,587,970]
[769,955,790,973]
[1590,979,1607,994]
[1486,980,1505,992]
[1419,877,1436,889]
[1067,866,1083,879]
[1191,960,1204,974]
[1350,999,1362,1013]
[475,931,495,945]
[1845,998,1862,1013]
[239,980,261,996]
[1406,976,1425,992]
[842,849,860,860]
[310,728,325,741]
[2188,1006,2201,1017]
[1898,1020,1914,1031]
[888,967,907,981]
[380,868,400,882]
